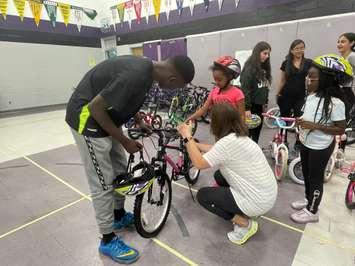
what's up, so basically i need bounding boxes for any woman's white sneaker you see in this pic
[290,208,319,224]
[291,199,308,210]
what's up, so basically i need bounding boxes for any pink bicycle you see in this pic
[262,112,296,181]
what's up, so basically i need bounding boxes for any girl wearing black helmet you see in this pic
[186,56,245,123]
[290,54,352,224]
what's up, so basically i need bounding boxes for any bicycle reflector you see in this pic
[113,162,156,196]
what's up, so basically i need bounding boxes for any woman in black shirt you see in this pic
[276,39,312,117]
[276,39,312,148]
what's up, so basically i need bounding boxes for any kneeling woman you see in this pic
[177,103,277,245]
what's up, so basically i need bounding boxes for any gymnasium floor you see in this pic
[0,110,354,266]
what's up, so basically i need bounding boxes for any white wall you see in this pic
[5,0,100,27]
[0,41,104,111]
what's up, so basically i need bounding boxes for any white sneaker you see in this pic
[227,220,258,245]
[290,208,319,224]
[291,199,308,210]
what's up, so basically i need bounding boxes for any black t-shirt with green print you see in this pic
[65,55,153,137]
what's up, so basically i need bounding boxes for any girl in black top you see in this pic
[276,40,312,148]
[276,39,312,117]
[240,41,272,143]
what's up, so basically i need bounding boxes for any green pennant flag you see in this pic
[83,7,97,20]
[43,1,57,27]
[117,3,125,26]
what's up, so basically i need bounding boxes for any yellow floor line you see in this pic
[260,215,304,233]
[23,155,92,202]
[0,197,86,240]
[152,238,198,266]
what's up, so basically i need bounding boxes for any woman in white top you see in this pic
[337,33,355,115]
[177,102,277,245]
[290,55,352,224]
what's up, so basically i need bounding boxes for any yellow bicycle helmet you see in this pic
[113,153,156,196]
[313,54,353,84]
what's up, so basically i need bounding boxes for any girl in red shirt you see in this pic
[187,56,245,122]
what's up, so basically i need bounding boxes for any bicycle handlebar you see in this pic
[262,113,296,129]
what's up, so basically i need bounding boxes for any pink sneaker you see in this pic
[290,208,319,224]
[291,199,308,210]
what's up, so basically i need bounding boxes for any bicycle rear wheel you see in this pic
[345,127,355,146]
[324,156,335,183]
[345,181,355,209]
[288,157,305,185]
[134,171,172,238]
[183,151,200,185]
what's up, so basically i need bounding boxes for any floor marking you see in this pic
[171,204,190,237]
[23,155,92,201]
[152,238,198,266]
[172,181,355,253]
[0,197,86,240]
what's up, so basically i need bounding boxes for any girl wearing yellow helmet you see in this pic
[290,54,352,224]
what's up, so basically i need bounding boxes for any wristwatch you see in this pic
[183,136,193,144]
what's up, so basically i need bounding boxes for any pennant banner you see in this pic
[58,3,70,26]
[13,0,25,20]
[176,0,183,16]
[125,0,134,29]
[111,8,117,31]
[83,7,97,20]
[218,0,224,11]
[235,0,240,8]
[117,3,125,27]
[203,0,209,11]
[152,0,160,22]
[0,0,8,19]
[133,0,141,24]
[73,8,83,32]
[29,0,42,27]
[164,0,172,21]
[189,0,195,16]
[43,1,57,27]
[142,0,150,23]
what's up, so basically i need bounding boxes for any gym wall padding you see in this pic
[186,13,355,105]
[186,32,221,89]
[0,42,104,111]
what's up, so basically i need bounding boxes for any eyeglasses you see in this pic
[306,76,319,82]
[293,47,305,52]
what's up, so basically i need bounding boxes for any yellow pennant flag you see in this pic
[58,3,70,26]
[29,0,42,27]
[0,0,8,19]
[152,0,160,22]
[13,0,25,21]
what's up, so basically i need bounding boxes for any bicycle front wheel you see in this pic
[134,172,172,238]
[274,148,288,181]
[324,156,335,183]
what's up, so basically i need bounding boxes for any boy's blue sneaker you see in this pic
[99,236,139,264]
[113,212,135,230]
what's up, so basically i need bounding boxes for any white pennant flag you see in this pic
[142,0,150,23]
[218,0,224,11]
[189,0,195,16]
[111,8,118,31]
[73,9,83,32]
[125,0,134,29]
[235,0,240,8]
[165,0,172,21]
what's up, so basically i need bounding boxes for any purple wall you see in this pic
[160,38,187,60]
[110,0,298,35]
[143,41,160,60]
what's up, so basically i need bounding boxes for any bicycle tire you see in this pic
[345,181,355,209]
[134,171,172,238]
[183,152,200,185]
[288,157,305,185]
[324,156,335,183]
[345,127,355,146]
[152,114,162,129]
[264,107,280,129]
[274,148,288,181]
